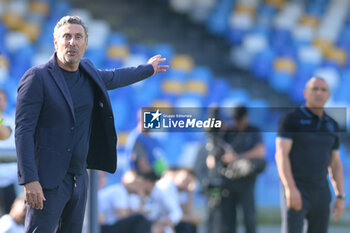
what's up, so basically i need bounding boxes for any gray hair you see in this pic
[53,16,88,39]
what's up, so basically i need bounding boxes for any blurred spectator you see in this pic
[98,170,151,233]
[139,169,181,233]
[0,163,18,216]
[193,106,227,233]
[0,89,13,142]
[175,168,201,233]
[125,110,168,176]
[0,195,26,233]
[138,170,169,233]
[220,105,266,233]
[142,167,200,233]
[0,88,16,216]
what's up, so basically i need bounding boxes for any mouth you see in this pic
[67,50,77,56]
[315,97,324,102]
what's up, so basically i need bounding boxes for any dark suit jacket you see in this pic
[15,54,154,189]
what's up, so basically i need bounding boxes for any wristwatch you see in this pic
[336,194,346,200]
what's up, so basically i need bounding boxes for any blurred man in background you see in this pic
[220,105,266,233]
[158,167,199,233]
[194,106,227,233]
[275,77,345,233]
[15,15,168,233]
[0,163,17,217]
[140,168,199,233]
[0,195,26,233]
[98,170,151,233]
[0,89,12,141]
[0,89,17,217]
[125,109,168,176]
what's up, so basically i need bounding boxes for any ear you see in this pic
[54,37,58,51]
[85,38,88,51]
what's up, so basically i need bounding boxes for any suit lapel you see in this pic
[79,59,111,108]
[48,55,76,122]
[79,60,105,92]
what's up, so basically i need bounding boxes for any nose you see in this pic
[68,37,76,46]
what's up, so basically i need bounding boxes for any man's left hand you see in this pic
[333,198,345,221]
[148,54,169,74]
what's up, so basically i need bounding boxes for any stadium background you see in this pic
[0,0,349,232]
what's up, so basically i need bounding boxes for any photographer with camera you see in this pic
[193,106,228,233]
[220,105,266,233]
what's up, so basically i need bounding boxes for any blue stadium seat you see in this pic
[269,71,293,93]
[226,27,247,45]
[49,1,71,21]
[129,43,150,57]
[207,10,229,36]
[296,60,317,82]
[190,66,212,83]
[248,98,270,127]
[108,32,128,46]
[133,77,161,108]
[0,22,9,56]
[271,28,293,54]
[251,48,275,80]
[205,78,230,105]
[152,43,175,62]
[9,46,35,80]
[288,79,306,104]
[84,47,106,68]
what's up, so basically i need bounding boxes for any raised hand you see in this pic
[147,54,169,74]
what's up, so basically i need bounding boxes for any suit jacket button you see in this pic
[67,148,71,152]
[71,127,74,130]
[99,102,104,108]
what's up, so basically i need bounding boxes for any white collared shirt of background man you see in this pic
[0,214,24,233]
[144,177,183,226]
[98,183,140,225]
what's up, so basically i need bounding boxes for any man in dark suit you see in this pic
[15,15,168,233]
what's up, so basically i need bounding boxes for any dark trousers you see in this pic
[175,221,197,233]
[220,177,256,233]
[205,187,222,233]
[100,214,151,233]
[281,185,331,233]
[25,171,89,233]
[0,183,17,215]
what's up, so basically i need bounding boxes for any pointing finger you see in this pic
[156,69,167,74]
[152,54,161,59]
